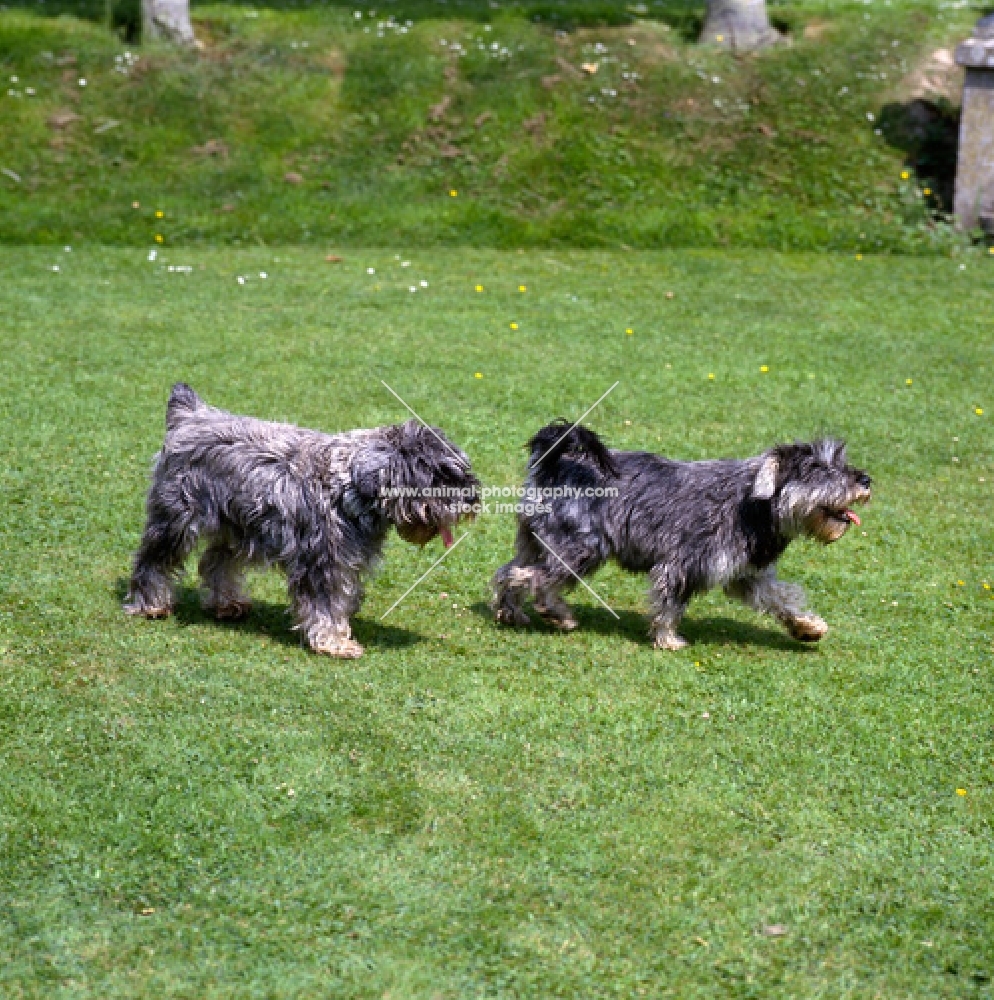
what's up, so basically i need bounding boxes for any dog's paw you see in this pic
[653,632,688,651]
[311,637,365,658]
[209,599,252,621]
[788,613,828,642]
[495,606,532,627]
[536,610,578,631]
[123,601,173,619]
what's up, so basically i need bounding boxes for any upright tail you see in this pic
[526,420,619,484]
[165,382,205,431]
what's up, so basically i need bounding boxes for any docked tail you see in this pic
[526,420,619,483]
[165,382,205,431]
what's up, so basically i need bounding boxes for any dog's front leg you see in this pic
[532,576,578,631]
[289,568,365,659]
[648,565,689,650]
[304,617,364,658]
[725,567,828,643]
[491,562,535,627]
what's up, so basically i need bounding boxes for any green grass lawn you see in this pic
[0,0,984,251]
[1,246,993,996]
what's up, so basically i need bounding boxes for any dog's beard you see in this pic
[805,507,859,544]
[798,486,870,544]
[396,521,440,546]
[395,510,462,547]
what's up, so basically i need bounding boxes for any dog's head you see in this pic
[752,439,871,543]
[353,420,479,547]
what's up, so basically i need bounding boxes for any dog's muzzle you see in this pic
[815,484,871,541]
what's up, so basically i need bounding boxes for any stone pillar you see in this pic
[954,15,994,232]
[142,0,195,45]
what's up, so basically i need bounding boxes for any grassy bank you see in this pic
[0,0,985,250]
[1,247,992,996]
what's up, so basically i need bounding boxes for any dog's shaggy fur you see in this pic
[492,422,871,649]
[124,384,479,657]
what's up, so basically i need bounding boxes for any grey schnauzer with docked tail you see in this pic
[125,384,479,658]
[492,421,871,649]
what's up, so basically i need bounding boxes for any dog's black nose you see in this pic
[856,472,872,488]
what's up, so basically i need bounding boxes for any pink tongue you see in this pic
[844,509,861,526]
[440,526,454,548]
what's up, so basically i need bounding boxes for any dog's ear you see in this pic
[814,438,847,466]
[350,447,391,503]
[751,452,779,500]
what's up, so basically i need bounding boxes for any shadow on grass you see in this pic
[878,98,960,212]
[468,601,817,652]
[115,578,421,651]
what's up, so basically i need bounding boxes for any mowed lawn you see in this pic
[1,246,993,998]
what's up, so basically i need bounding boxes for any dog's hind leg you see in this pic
[199,538,251,620]
[725,567,828,642]
[124,501,199,619]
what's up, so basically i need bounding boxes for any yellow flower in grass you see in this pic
[474,372,483,379]
[956,788,967,796]
[510,322,518,330]
[760,365,769,373]
[906,379,913,386]
[154,234,163,243]
[977,408,985,416]
[923,188,932,196]
[519,284,527,293]
[856,253,863,261]
[475,284,483,292]
[155,210,164,219]
[708,373,715,380]
[626,328,633,336]
[449,189,458,197]
[901,170,910,180]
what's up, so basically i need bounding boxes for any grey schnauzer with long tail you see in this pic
[492,421,871,649]
[125,384,479,658]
